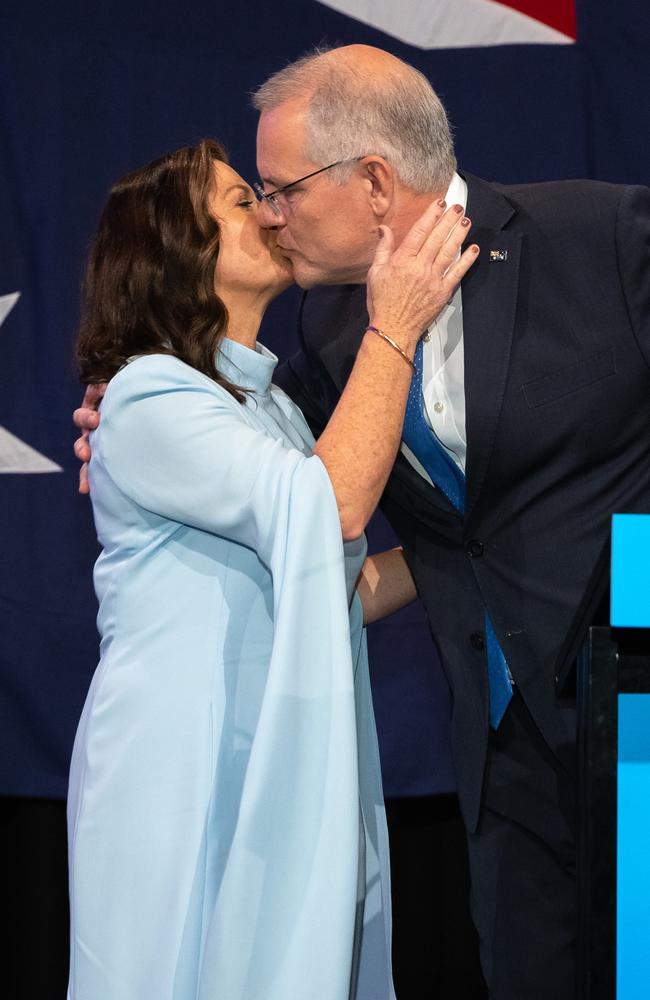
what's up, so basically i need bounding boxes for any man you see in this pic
[250,45,650,998]
[75,44,650,998]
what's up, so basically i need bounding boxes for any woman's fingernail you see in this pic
[461,217,470,227]
[454,204,464,213]
[437,198,446,208]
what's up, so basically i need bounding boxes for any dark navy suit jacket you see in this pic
[276,173,650,830]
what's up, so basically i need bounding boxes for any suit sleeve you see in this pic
[616,184,650,366]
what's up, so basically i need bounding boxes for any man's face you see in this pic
[256,99,378,288]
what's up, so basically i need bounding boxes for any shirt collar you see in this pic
[444,172,468,211]
[216,337,278,396]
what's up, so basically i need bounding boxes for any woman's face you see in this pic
[211,161,293,301]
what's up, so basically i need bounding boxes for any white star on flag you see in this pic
[0,292,63,474]
[0,291,20,326]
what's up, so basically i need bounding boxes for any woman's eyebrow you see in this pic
[223,182,253,196]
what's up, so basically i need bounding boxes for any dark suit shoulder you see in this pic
[495,176,634,199]
[299,284,369,391]
[481,174,647,229]
[301,284,367,344]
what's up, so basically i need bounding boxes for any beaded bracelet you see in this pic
[365,325,417,372]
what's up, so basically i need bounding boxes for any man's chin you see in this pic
[266,272,295,301]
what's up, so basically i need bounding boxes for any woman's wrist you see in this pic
[364,325,416,371]
[367,316,423,350]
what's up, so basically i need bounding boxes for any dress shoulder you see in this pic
[102,353,241,417]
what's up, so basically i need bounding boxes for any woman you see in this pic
[69,138,476,1000]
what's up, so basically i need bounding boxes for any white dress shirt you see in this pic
[401,172,468,485]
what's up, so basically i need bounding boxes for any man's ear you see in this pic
[361,156,394,217]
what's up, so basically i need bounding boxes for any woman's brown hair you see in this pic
[76,138,244,402]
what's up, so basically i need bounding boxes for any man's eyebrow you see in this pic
[259,171,299,188]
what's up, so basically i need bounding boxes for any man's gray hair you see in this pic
[251,48,456,194]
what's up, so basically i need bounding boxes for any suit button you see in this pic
[467,539,484,558]
[470,632,485,651]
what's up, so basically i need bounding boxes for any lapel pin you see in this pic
[489,249,508,262]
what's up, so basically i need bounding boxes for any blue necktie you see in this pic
[402,340,513,729]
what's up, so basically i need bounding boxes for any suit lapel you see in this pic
[461,174,522,521]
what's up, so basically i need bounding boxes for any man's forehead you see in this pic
[256,101,312,178]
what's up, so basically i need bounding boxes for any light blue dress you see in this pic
[67,338,394,1000]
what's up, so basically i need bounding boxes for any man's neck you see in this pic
[385,185,450,248]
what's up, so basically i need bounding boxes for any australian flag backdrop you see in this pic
[1,0,649,800]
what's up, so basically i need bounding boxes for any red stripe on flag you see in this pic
[494,0,577,39]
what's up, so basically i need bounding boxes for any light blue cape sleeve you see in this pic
[88,356,393,1000]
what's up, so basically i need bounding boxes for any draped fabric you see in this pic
[67,339,393,999]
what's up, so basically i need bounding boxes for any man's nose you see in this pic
[256,197,285,229]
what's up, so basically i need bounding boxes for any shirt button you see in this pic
[467,539,484,558]
[422,330,431,342]
[433,401,444,413]
[470,632,485,651]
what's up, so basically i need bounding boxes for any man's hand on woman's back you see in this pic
[73,383,106,493]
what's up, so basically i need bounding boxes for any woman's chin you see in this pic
[272,258,296,293]
[268,271,295,301]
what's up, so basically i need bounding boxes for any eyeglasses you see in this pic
[253,158,359,217]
